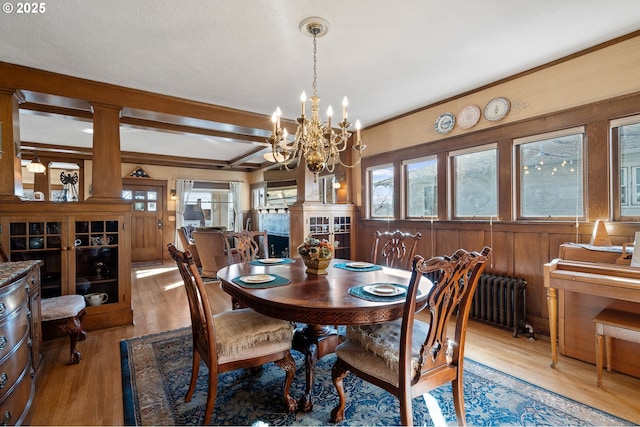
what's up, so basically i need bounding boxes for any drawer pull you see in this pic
[0,373,8,389]
[0,336,6,350]
[0,303,5,315]
[1,411,11,426]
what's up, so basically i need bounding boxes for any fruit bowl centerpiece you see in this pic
[297,236,334,275]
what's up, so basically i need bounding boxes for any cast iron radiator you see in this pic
[470,274,533,338]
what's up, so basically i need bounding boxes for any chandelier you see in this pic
[266,17,365,182]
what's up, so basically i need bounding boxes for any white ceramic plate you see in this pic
[457,104,481,129]
[240,274,276,284]
[347,262,374,269]
[362,284,405,297]
[259,258,284,264]
[434,112,456,134]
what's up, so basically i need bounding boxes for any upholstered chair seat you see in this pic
[214,308,293,363]
[337,319,432,386]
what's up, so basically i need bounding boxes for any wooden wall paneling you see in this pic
[586,120,611,221]
[485,229,510,275]
[514,231,548,329]
[497,138,513,221]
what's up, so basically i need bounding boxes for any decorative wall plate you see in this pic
[457,104,481,129]
[434,112,456,134]
[484,97,511,121]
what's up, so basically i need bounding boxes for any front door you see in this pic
[123,180,166,263]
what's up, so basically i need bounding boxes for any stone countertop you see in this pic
[0,261,42,285]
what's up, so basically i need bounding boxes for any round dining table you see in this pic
[217,257,431,412]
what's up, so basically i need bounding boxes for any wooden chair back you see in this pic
[371,230,422,270]
[177,226,201,267]
[192,229,231,278]
[225,230,269,262]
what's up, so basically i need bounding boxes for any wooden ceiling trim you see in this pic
[0,61,270,130]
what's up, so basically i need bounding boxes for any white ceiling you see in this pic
[2,0,640,169]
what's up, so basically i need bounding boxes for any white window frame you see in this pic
[402,155,438,219]
[513,126,585,220]
[448,144,498,219]
[366,163,395,219]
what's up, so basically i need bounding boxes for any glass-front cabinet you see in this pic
[289,203,355,260]
[0,202,133,329]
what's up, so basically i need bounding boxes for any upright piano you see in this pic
[544,243,640,378]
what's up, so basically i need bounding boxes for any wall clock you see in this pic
[483,97,511,122]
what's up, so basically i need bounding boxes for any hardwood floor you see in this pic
[29,262,640,425]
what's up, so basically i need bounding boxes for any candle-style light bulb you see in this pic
[327,105,333,129]
[342,96,348,120]
[300,92,306,116]
[355,119,362,141]
[271,111,277,133]
[275,107,282,130]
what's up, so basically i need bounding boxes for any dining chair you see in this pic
[224,230,270,262]
[177,226,201,267]
[371,230,422,270]
[167,243,297,425]
[192,229,231,278]
[330,246,491,426]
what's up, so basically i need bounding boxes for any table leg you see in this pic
[292,324,340,412]
[547,287,558,368]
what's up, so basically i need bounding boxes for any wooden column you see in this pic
[0,88,23,201]
[295,164,321,204]
[88,103,122,201]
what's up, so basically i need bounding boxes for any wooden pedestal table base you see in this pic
[292,324,341,412]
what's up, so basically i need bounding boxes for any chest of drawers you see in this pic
[0,261,41,426]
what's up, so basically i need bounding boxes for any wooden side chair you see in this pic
[225,230,269,262]
[167,243,297,425]
[331,246,491,426]
[371,230,422,270]
[178,226,201,267]
[191,229,231,278]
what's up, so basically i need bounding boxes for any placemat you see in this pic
[231,274,291,289]
[248,258,296,266]
[334,262,383,272]
[348,283,410,302]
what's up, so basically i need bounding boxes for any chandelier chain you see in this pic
[312,34,318,97]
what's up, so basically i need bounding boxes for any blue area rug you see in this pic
[120,328,633,426]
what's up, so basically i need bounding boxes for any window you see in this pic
[614,116,640,218]
[403,156,437,218]
[450,145,497,218]
[516,127,584,219]
[367,164,394,218]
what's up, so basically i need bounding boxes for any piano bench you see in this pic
[593,308,640,388]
